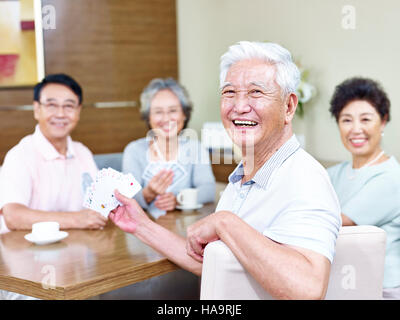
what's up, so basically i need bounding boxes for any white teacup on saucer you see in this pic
[25,222,68,245]
[176,203,203,213]
[177,188,198,208]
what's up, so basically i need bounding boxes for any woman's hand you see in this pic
[154,192,177,211]
[142,169,174,203]
[109,190,150,234]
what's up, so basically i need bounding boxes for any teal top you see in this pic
[328,157,400,288]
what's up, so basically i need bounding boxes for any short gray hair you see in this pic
[220,41,300,97]
[140,78,193,129]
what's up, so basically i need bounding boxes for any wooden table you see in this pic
[0,203,216,300]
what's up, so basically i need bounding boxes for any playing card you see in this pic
[82,172,93,194]
[169,163,186,184]
[142,162,167,181]
[142,161,187,190]
[83,168,142,217]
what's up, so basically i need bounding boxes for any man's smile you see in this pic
[232,119,258,127]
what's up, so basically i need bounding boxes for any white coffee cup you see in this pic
[177,188,198,208]
[32,222,60,239]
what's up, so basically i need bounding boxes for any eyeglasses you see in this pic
[150,108,181,118]
[39,102,81,114]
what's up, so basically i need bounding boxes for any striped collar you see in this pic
[229,135,300,189]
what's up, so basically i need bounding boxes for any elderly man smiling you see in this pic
[0,74,107,232]
[110,41,341,300]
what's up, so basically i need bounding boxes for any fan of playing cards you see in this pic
[83,168,142,218]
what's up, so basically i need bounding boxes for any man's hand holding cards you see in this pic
[83,168,142,218]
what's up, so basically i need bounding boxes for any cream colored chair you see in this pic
[200,226,386,300]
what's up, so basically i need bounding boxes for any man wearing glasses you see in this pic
[0,74,107,232]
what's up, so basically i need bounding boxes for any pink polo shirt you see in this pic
[0,125,98,217]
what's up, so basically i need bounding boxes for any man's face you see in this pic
[220,59,289,153]
[33,83,81,142]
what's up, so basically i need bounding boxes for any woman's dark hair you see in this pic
[33,73,83,104]
[329,77,390,122]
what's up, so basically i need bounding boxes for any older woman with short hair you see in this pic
[327,77,400,299]
[139,77,193,130]
[122,78,216,218]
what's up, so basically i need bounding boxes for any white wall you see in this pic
[177,0,400,162]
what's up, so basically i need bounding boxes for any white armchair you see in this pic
[200,225,386,300]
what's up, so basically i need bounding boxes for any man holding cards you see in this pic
[110,42,341,299]
[83,167,142,219]
[0,74,107,232]
[122,78,216,218]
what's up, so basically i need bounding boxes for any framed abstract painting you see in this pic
[0,0,45,88]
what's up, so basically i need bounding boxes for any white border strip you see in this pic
[34,0,45,81]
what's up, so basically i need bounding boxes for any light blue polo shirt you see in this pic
[328,157,400,288]
[216,135,341,263]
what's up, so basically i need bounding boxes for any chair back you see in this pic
[200,225,386,300]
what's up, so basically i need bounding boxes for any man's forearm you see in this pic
[215,211,329,299]
[134,219,203,276]
[2,203,82,230]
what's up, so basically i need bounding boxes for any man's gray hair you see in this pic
[140,77,193,129]
[220,41,300,96]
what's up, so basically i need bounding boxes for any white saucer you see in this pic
[176,204,203,212]
[24,231,69,246]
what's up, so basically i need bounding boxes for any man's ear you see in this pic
[284,93,298,124]
[381,114,388,132]
[33,101,40,121]
[76,104,82,121]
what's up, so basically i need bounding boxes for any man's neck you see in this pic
[241,129,292,182]
[47,136,68,156]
